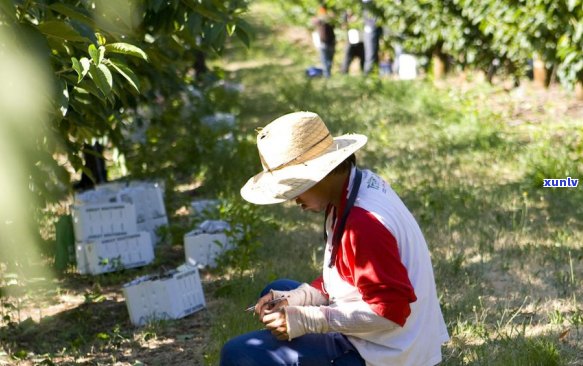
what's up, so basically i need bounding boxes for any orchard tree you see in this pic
[0,0,251,202]
[0,0,251,269]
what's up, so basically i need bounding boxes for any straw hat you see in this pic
[240,111,367,205]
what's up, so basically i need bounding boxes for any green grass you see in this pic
[202,1,583,365]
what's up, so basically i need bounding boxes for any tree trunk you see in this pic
[432,50,446,80]
[533,54,547,88]
[576,80,583,101]
[548,64,558,86]
[431,42,446,81]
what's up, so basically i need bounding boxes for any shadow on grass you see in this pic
[1,299,128,354]
[0,297,210,365]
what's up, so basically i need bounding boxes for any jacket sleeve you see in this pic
[338,207,417,326]
[310,276,329,298]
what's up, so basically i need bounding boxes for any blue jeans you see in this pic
[220,279,365,366]
[319,45,335,78]
[363,27,382,74]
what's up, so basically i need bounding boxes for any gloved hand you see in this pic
[284,306,329,340]
[270,283,328,307]
[262,306,329,341]
[262,308,289,341]
[253,292,289,319]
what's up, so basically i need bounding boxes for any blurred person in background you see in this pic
[362,0,383,75]
[340,10,365,75]
[313,2,336,78]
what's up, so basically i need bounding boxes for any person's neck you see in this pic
[328,170,350,209]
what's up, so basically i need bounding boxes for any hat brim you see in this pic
[240,134,367,205]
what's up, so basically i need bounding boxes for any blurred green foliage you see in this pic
[0,0,252,269]
[0,0,252,205]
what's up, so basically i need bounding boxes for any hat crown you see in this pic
[257,112,333,172]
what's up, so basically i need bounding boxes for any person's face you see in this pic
[294,180,331,213]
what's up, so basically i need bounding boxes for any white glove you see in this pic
[284,306,329,340]
[270,283,328,307]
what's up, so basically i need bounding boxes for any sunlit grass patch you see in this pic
[449,335,563,366]
[525,134,583,189]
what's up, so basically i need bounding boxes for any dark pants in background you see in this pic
[341,42,365,74]
[319,44,335,78]
[363,27,382,74]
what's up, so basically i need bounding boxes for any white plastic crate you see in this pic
[184,232,230,268]
[74,181,166,220]
[128,180,166,193]
[75,241,90,275]
[122,265,206,326]
[397,54,418,80]
[81,232,154,275]
[74,187,119,204]
[137,216,169,247]
[72,202,137,242]
[119,185,167,222]
[183,220,233,268]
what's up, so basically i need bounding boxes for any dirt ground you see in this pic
[1,245,216,366]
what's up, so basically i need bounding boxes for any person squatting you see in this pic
[220,111,449,365]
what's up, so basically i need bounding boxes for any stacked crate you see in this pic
[118,183,169,245]
[71,201,152,275]
[71,181,167,275]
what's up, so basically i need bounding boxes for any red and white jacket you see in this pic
[312,167,449,366]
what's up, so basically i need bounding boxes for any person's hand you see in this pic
[262,308,289,341]
[254,293,289,319]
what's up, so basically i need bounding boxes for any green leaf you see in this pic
[74,80,106,102]
[98,46,105,64]
[191,6,223,22]
[71,57,82,82]
[71,57,90,83]
[57,79,69,118]
[105,43,149,61]
[186,14,203,35]
[234,18,252,48]
[226,23,236,36]
[38,20,88,42]
[49,3,94,26]
[88,63,113,96]
[70,20,98,45]
[80,57,91,77]
[205,23,224,45]
[80,165,96,183]
[235,26,250,48]
[95,332,110,340]
[107,60,140,93]
[88,44,104,65]
[96,33,107,46]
